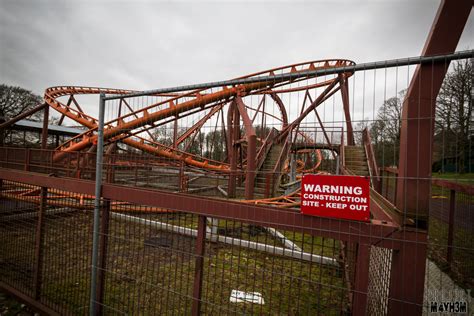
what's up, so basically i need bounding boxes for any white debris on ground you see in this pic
[230,290,265,305]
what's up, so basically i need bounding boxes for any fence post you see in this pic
[388,231,427,315]
[94,143,118,315]
[32,105,50,300]
[33,187,47,300]
[24,148,30,171]
[90,93,106,316]
[95,200,110,316]
[446,189,456,268]
[192,215,206,315]
[75,152,81,178]
[393,172,398,205]
[352,243,370,315]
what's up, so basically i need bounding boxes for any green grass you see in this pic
[380,172,473,203]
[379,172,474,293]
[428,217,474,293]
[432,172,474,182]
[431,173,473,203]
[0,210,349,315]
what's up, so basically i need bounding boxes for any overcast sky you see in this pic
[1,0,473,98]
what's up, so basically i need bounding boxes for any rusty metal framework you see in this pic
[0,1,473,315]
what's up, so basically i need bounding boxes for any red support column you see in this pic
[339,74,355,145]
[388,231,427,315]
[227,102,239,198]
[352,244,371,315]
[396,0,473,226]
[235,96,257,200]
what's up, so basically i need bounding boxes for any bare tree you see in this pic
[369,90,404,167]
[435,58,473,173]
[0,84,43,121]
[0,84,44,145]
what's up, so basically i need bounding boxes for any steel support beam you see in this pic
[191,215,206,316]
[280,77,340,141]
[235,96,257,200]
[227,102,239,198]
[388,231,427,315]
[0,167,425,248]
[339,74,354,145]
[352,244,370,315]
[396,0,473,226]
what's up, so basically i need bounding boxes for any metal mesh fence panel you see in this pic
[0,50,472,315]
[366,246,392,315]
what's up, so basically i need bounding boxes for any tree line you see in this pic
[367,59,472,173]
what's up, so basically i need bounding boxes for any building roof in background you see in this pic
[12,120,85,136]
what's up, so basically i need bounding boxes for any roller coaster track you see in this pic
[0,60,356,210]
[45,59,354,173]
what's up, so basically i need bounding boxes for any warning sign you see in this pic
[301,174,370,222]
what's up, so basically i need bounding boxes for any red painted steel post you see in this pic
[339,74,355,146]
[352,243,371,315]
[173,115,178,148]
[49,150,53,174]
[446,189,456,267]
[396,0,473,226]
[227,104,239,198]
[388,231,427,315]
[179,161,185,191]
[245,133,256,200]
[75,152,81,178]
[24,148,30,171]
[236,97,257,200]
[134,164,138,186]
[393,171,398,205]
[67,153,71,177]
[192,215,206,316]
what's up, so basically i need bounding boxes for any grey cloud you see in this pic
[0,0,472,99]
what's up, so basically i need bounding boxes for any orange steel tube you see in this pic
[53,82,272,162]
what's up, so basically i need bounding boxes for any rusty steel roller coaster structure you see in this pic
[0,2,472,314]
[4,59,354,210]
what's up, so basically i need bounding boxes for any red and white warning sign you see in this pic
[301,174,370,222]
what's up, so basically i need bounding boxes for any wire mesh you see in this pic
[0,53,472,315]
